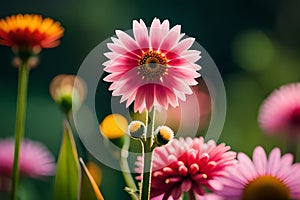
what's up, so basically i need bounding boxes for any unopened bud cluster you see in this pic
[127,120,174,147]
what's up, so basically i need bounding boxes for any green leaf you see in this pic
[53,122,80,200]
[79,158,104,200]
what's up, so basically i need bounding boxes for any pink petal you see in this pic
[160,25,181,52]
[134,87,147,113]
[104,52,118,60]
[107,43,129,55]
[168,67,200,83]
[168,37,195,55]
[133,19,149,50]
[126,90,137,107]
[277,153,294,178]
[115,30,142,55]
[163,76,193,95]
[155,85,170,109]
[181,179,192,191]
[208,179,224,191]
[266,147,281,175]
[103,72,125,82]
[171,186,182,200]
[180,50,201,63]
[237,153,256,180]
[252,146,267,176]
[104,64,133,73]
[166,89,178,108]
[161,19,170,30]
[192,184,205,196]
[150,18,162,51]
[145,84,155,111]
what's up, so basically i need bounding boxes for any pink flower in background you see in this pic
[0,138,55,191]
[103,18,201,113]
[135,137,237,200]
[259,83,300,137]
[155,85,211,134]
[215,146,300,200]
[198,193,223,200]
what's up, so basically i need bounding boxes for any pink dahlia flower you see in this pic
[103,18,201,113]
[259,83,300,137]
[151,193,221,200]
[135,137,237,200]
[215,146,300,200]
[0,138,55,191]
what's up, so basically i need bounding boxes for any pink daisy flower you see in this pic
[0,138,55,191]
[135,137,237,200]
[103,18,201,113]
[258,83,300,137]
[215,146,300,200]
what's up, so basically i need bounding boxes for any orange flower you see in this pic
[0,14,64,50]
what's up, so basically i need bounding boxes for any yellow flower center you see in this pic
[138,50,168,81]
[242,175,291,200]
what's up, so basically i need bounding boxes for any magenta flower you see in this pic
[258,83,300,137]
[0,138,55,191]
[151,193,221,200]
[215,146,300,200]
[135,137,237,200]
[103,18,201,113]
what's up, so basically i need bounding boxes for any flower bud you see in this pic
[128,121,145,139]
[155,126,174,146]
[50,74,86,114]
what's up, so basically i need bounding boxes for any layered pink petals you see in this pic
[103,18,201,113]
[0,138,55,178]
[215,146,300,199]
[135,137,237,200]
[258,83,300,136]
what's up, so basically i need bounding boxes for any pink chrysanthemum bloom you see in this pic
[151,193,221,200]
[259,83,300,137]
[135,137,237,200]
[0,138,55,191]
[215,146,300,200]
[103,18,201,113]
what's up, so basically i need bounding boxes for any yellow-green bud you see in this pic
[155,126,174,146]
[49,74,86,114]
[56,93,73,113]
[128,121,145,139]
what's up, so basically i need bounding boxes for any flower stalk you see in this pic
[140,108,155,200]
[120,136,139,200]
[11,59,30,200]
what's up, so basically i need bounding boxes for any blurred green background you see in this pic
[1,0,300,199]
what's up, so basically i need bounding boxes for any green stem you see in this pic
[66,113,89,161]
[11,61,29,200]
[140,109,155,200]
[120,136,139,200]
